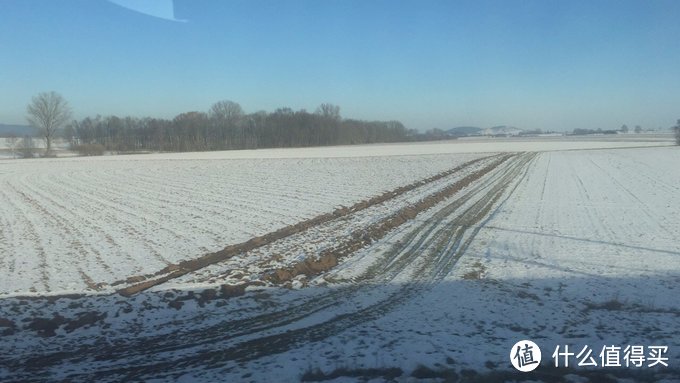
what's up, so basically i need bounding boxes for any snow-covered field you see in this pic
[291,146,680,381]
[1,138,679,382]
[0,134,673,161]
[0,151,492,295]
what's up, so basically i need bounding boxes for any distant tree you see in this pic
[63,122,77,148]
[425,128,447,140]
[274,107,294,116]
[674,119,680,145]
[634,125,642,134]
[19,135,35,158]
[210,100,243,121]
[6,134,18,158]
[65,99,410,152]
[315,103,341,121]
[26,91,72,156]
[572,128,592,135]
[209,100,244,149]
[620,124,629,133]
[173,111,210,151]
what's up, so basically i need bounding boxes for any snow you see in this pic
[173,146,677,382]
[1,140,679,382]
[0,149,491,295]
[0,134,674,162]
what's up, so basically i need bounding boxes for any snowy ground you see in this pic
[200,146,680,382]
[0,134,673,161]
[274,146,680,382]
[3,136,673,296]
[0,151,491,295]
[0,139,679,382]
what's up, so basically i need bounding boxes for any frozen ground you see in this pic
[200,146,680,382]
[0,134,673,161]
[0,151,495,295]
[3,136,673,296]
[0,140,679,382]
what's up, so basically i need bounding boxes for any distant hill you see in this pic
[482,125,523,136]
[0,124,38,137]
[446,125,524,137]
[446,126,482,136]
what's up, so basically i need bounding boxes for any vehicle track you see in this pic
[117,153,536,381]
[114,155,499,295]
[6,153,536,382]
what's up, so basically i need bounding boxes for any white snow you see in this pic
[0,149,492,295]
[0,139,678,382]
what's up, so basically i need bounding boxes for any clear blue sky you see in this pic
[1,0,679,131]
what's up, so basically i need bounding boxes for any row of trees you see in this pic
[3,135,36,159]
[25,92,680,155]
[24,92,416,155]
[571,125,648,136]
[619,124,644,134]
[63,101,411,152]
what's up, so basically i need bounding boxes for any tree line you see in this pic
[63,100,414,153]
[26,91,680,156]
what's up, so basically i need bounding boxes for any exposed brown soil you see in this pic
[2,153,538,380]
[115,155,501,296]
[264,154,513,284]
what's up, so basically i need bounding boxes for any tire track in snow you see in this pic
[110,153,536,380]
[6,154,537,382]
[587,157,676,239]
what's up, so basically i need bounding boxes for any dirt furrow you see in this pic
[114,155,500,295]
[5,154,536,383]
[82,153,537,382]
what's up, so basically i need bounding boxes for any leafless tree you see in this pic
[6,134,18,158]
[674,119,680,145]
[210,100,243,122]
[210,100,244,148]
[173,111,210,151]
[19,136,35,158]
[66,100,411,152]
[315,103,340,121]
[26,91,72,156]
[63,122,78,148]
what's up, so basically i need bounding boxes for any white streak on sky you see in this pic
[107,0,186,22]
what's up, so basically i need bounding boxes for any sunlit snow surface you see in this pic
[0,137,678,382]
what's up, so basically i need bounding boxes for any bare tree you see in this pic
[26,91,72,156]
[315,103,341,121]
[210,100,243,122]
[66,99,410,152]
[674,119,680,145]
[210,100,244,148]
[63,121,78,148]
[6,134,18,159]
[620,124,629,133]
[19,136,35,158]
[634,125,642,134]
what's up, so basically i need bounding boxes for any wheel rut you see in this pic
[7,153,537,382]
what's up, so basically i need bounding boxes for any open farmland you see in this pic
[1,138,679,382]
[0,150,497,295]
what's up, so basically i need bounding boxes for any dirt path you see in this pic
[114,155,501,295]
[4,153,538,382]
